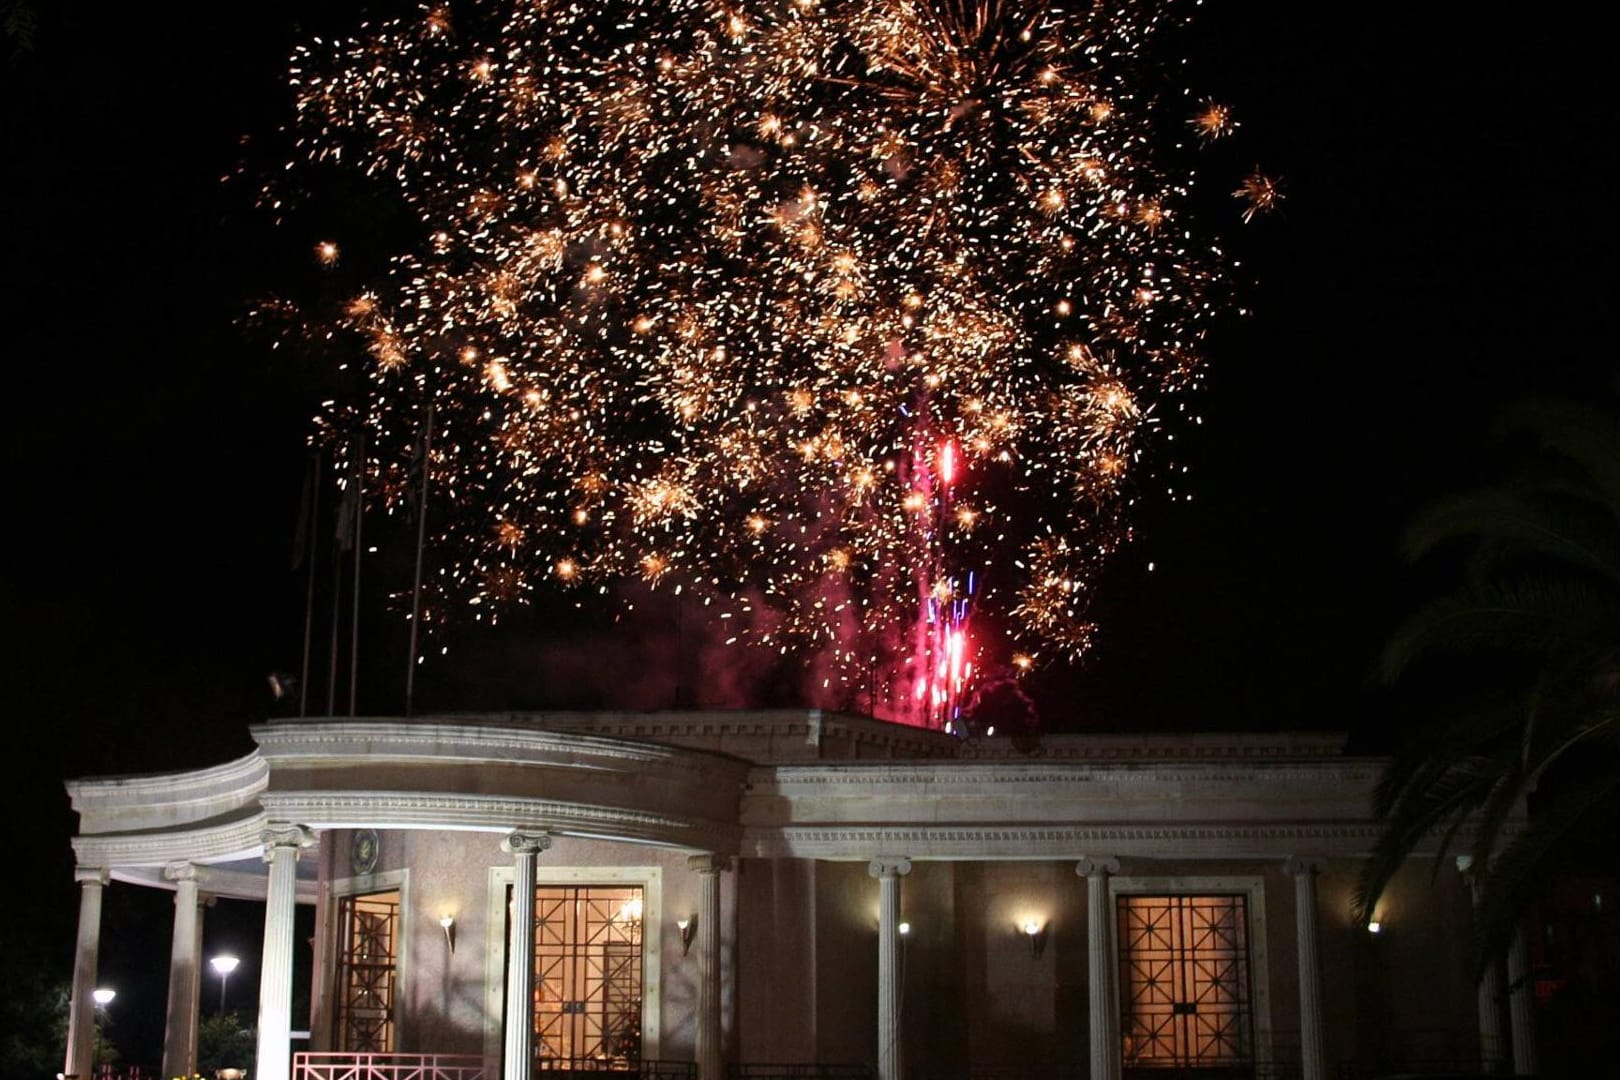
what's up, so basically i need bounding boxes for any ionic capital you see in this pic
[261,823,316,861]
[1075,856,1120,879]
[688,853,731,876]
[74,865,110,887]
[868,856,912,879]
[164,861,204,885]
[502,831,552,856]
[1283,855,1324,878]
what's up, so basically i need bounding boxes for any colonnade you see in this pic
[65,840,1542,1080]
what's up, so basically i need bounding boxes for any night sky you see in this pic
[3,1,1614,1067]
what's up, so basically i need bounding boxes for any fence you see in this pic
[293,1052,488,1080]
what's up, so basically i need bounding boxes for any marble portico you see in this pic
[63,710,1523,1080]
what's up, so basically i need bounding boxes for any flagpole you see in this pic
[299,451,320,718]
[405,404,433,717]
[327,489,342,717]
[348,428,365,717]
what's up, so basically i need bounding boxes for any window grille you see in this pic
[532,885,644,1070]
[1117,894,1253,1071]
[333,890,400,1052]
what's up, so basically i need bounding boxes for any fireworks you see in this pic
[284,0,1269,723]
[1234,168,1284,223]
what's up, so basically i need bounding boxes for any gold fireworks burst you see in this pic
[1234,168,1284,222]
[286,0,1264,686]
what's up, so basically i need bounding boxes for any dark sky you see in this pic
[2,0,1614,1066]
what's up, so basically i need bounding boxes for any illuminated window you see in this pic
[531,885,644,1070]
[1118,894,1253,1071]
[333,890,400,1052]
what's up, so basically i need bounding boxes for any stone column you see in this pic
[503,832,551,1080]
[1076,857,1121,1080]
[1507,925,1539,1077]
[65,866,110,1080]
[255,825,314,1080]
[162,863,204,1080]
[868,857,912,1080]
[1456,857,1506,1072]
[1284,857,1326,1080]
[690,854,730,1080]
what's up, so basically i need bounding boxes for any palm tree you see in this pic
[1357,388,1620,969]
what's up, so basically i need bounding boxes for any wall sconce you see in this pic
[1022,918,1049,959]
[1365,920,1382,936]
[898,921,911,938]
[677,915,696,956]
[617,898,644,927]
[440,914,456,954]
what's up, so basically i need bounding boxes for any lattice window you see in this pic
[533,885,644,1070]
[1118,894,1253,1070]
[333,890,400,1052]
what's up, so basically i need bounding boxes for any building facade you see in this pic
[62,710,1529,1080]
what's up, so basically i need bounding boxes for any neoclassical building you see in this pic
[62,710,1533,1080]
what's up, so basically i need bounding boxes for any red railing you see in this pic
[91,1066,156,1080]
[293,1052,490,1080]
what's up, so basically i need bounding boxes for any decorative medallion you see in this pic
[350,828,379,875]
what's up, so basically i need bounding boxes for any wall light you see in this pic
[898,921,912,937]
[677,915,697,956]
[440,914,456,953]
[1022,918,1049,959]
[1366,920,1382,935]
[617,898,644,926]
[92,988,116,1007]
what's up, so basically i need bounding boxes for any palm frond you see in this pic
[1378,577,1620,683]
[1358,753,1512,923]
[1500,395,1620,514]
[1369,388,1620,968]
[1403,488,1620,586]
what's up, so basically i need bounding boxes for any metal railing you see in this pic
[966,1063,1304,1080]
[89,1066,156,1080]
[293,1052,489,1080]
[1334,1061,1512,1079]
[290,1056,706,1080]
[728,1068,874,1079]
[534,1062,694,1078]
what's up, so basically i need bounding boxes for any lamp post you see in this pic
[90,988,116,1071]
[210,955,240,1015]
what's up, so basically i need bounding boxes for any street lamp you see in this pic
[92,988,116,1007]
[210,955,240,1014]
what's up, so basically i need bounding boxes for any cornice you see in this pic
[252,720,746,775]
[742,822,1407,860]
[952,732,1351,761]
[563,711,959,753]
[64,752,268,810]
[71,811,268,868]
[259,790,731,848]
[749,761,1380,787]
